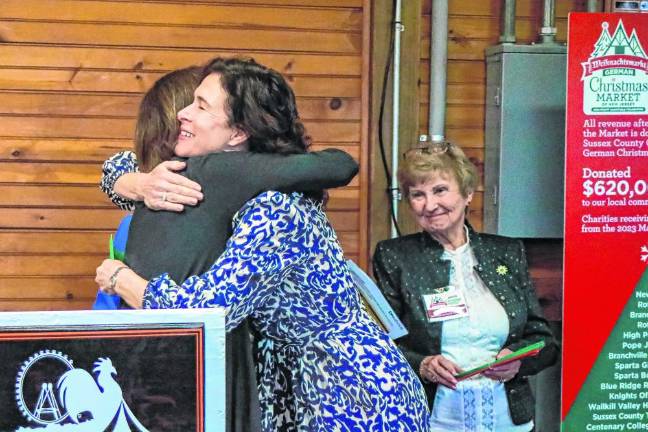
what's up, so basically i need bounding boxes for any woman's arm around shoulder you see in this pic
[240,148,359,192]
[294,148,359,189]
[100,151,202,212]
[100,150,139,211]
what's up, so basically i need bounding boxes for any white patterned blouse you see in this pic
[429,235,533,432]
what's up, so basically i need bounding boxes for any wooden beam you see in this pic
[393,0,424,237]
[357,0,372,269]
[368,0,392,264]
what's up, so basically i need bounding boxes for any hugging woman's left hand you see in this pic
[96,259,129,294]
[95,259,147,308]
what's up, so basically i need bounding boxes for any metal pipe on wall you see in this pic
[390,0,403,238]
[428,0,449,143]
[587,0,600,12]
[500,0,517,44]
[540,0,557,44]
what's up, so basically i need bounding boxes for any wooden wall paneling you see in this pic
[418,104,485,130]
[2,256,106,277]
[0,117,359,141]
[0,117,137,139]
[0,162,102,184]
[0,139,131,162]
[0,92,141,117]
[0,0,368,310]
[0,299,98,311]
[423,0,587,17]
[166,0,363,6]
[422,16,571,41]
[419,30,572,63]
[0,70,361,96]
[0,231,114,253]
[0,185,358,213]
[327,188,360,210]
[0,92,361,122]
[0,0,364,7]
[444,128,485,149]
[0,140,360,163]
[419,82,485,105]
[0,277,97,301]
[0,186,113,207]
[0,22,361,53]
[0,45,362,76]
[1,1,362,31]
[439,60,487,83]
[524,239,564,321]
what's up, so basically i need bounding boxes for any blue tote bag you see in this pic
[92,214,132,310]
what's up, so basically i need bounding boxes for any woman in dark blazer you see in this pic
[373,142,558,431]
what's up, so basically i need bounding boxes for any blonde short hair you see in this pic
[398,142,478,198]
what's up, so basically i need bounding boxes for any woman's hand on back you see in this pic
[420,355,460,390]
[137,160,203,212]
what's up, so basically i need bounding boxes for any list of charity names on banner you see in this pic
[581,286,648,431]
[580,117,648,236]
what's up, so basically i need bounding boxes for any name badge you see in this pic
[422,285,469,322]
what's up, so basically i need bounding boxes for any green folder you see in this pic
[109,234,125,261]
[455,340,546,381]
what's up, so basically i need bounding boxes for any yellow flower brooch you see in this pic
[496,265,508,275]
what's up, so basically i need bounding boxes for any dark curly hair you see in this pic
[200,57,311,155]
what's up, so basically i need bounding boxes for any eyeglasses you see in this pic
[403,141,452,158]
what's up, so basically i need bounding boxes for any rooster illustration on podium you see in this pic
[16,357,149,431]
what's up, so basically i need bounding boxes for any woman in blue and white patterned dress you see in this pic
[96,57,431,430]
[98,189,430,431]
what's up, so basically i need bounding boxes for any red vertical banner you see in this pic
[563,13,648,431]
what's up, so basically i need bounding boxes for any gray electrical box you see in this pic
[484,44,566,238]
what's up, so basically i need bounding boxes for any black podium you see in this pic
[0,309,226,432]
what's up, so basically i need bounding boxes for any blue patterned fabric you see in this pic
[100,150,138,211]
[144,191,431,431]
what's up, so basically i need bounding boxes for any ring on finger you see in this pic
[161,191,168,202]
[430,374,438,383]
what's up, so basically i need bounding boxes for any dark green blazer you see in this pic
[372,225,558,425]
